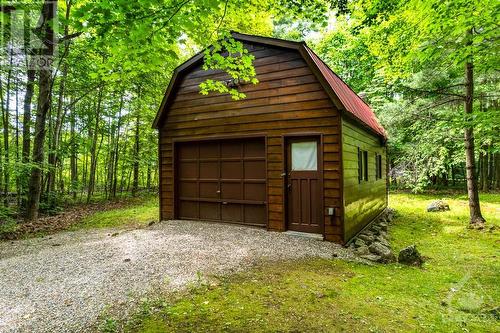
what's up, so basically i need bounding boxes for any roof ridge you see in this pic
[302,45,386,137]
[303,45,373,110]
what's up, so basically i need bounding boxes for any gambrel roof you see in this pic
[153,32,386,139]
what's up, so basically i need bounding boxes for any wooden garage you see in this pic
[153,32,388,244]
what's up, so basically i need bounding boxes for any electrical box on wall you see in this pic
[327,207,335,216]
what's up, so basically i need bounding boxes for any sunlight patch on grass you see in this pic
[442,225,465,234]
[75,197,159,230]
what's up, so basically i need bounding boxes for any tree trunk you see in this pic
[487,150,494,190]
[15,76,20,207]
[70,102,77,199]
[1,51,13,206]
[463,29,485,226]
[87,86,103,203]
[20,64,36,211]
[146,164,151,191]
[25,0,57,221]
[478,151,485,191]
[46,62,68,194]
[132,112,140,196]
[105,118,113,199]
[22,8,35,165]
[46,1,71,195]
[495,153,500,190]
[111,95,123,198]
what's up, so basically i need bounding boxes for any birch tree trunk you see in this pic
[2,51,13,205]
[463,29,485,226]
[132,112,140,196]
[70,102,77,199]
[111,94,123,198]
[86,86,103,203]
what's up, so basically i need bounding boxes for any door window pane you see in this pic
[291,141,317,171]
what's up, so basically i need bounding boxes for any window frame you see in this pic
[375,153,383,179]
[363,151,368,181]
[358,147,363,183]
[358,147,370,183]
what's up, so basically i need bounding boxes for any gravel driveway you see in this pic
[0,220,354,333]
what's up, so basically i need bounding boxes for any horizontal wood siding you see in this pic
[342,118,387,241]
[159,42,342,240]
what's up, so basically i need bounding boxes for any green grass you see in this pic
[74,196,158,230]
[111,192,499,333]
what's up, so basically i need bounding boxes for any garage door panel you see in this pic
[221,182,242,200]
[200,202,220,220]
[199,142,219,158]
[244,205,267,225]
[244,160,266,179]
[176,138,266,226]
[179,201,198,219]
[178,181,197,197]
[200,161,218,178]
[179,145,198,159]
[244,183,266,201]
[221,161,242,179]
[222,204,242,221]
[179,162,198,178]
[221,142,242,158]
[199,182,219,198]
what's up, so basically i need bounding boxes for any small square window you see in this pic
[291,141,317,171]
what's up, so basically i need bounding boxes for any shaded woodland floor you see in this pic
[0,195,158,240]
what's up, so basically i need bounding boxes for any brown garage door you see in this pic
[176,138,267,226]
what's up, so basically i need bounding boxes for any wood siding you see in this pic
[342,118,387,241]
[158,42,343,241]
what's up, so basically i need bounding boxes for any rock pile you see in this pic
[427,200,450,212]
[349,209,396,263]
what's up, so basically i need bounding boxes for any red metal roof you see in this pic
[304,46,386,138]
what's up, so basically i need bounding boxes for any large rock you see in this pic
[369,242,396,263]
[427,200,450,212]
[360,254,381,262]
[386,208,395,222]
[379,222,388,231]
[370,225,381,236]
[355,244,370,255]
[375,235,390,248]
[398,245,424,266]
[354,238,366,248]
[358,233,374,243]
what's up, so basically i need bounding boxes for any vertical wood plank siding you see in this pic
[342,118,387,240]
[158,42,342,241]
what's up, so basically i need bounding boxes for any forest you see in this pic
[0,0,498,225]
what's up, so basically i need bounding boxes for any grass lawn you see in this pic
[74,195,158,230]
[108,192,499,333]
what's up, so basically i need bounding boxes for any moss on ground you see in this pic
[110,192,499,333]
[74,196,158,230]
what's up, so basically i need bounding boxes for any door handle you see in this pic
[216,190,221,194]
[287,184,292,189]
